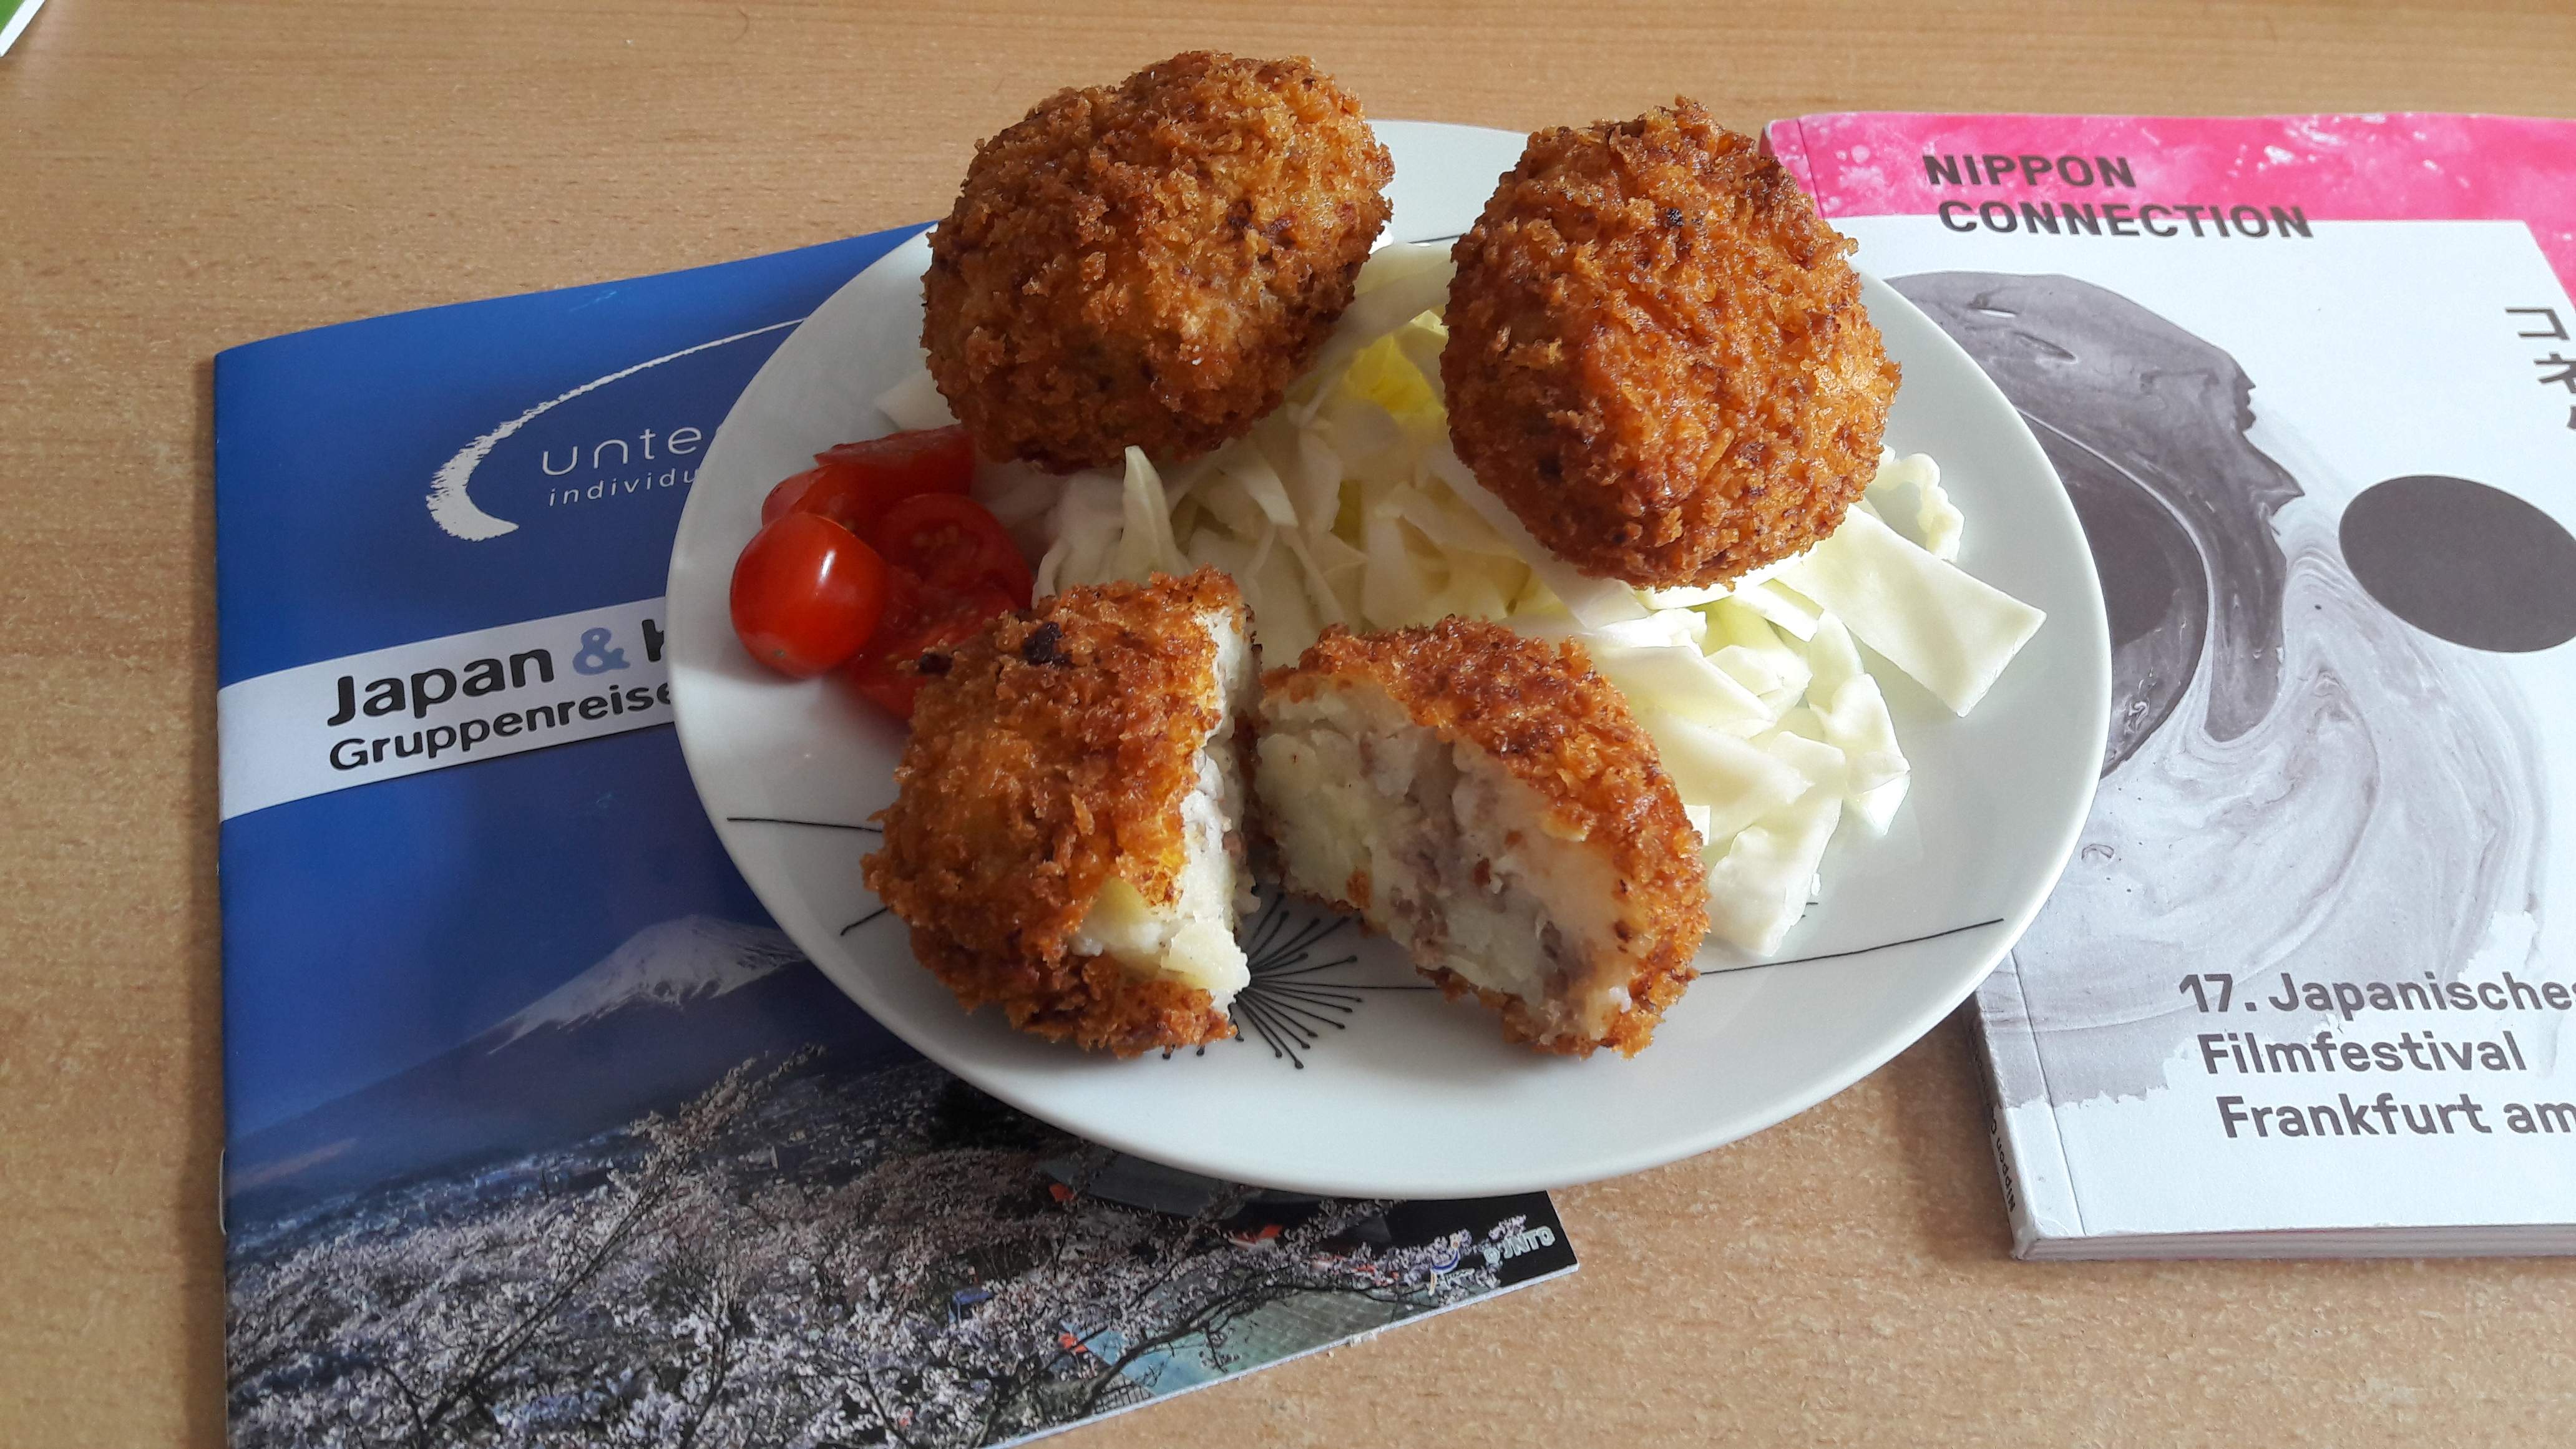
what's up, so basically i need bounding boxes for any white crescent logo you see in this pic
[424,318,806,540]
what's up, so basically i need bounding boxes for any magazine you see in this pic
[0,0,46,55]
[213,228,1574,1446]
[1769,111,2576,1257]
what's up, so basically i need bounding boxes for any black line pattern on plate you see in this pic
[726,815,882,832]
[741,801,2005,1059]
[727,816,892,934]
[1197,910,2014,1067]
[1207,896,1433,1071]
[1733,917,2011,971]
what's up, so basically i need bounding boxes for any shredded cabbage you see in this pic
[874,358,955,432]
[1780,506,2044,717]
[925,244,2044,960]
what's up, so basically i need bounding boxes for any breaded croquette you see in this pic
[921,51,1394,473]
[1442,100,1898,590]
[1255,618,1708,1055]
[863,569,1257,1055]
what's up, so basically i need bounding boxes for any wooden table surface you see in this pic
[8,1,2576,1444]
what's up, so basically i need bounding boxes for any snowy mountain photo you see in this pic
[225,915,915,1225]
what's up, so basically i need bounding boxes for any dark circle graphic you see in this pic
[2340,475,2576,653]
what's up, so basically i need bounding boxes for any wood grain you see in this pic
[4,2,2574,1444]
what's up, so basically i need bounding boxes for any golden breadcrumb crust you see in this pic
[1264,618,1707,1055]
[862,569,1249,1055]
[1422,964,1692,1058]
[922,51,1393,473]
[1441,100,1898,589]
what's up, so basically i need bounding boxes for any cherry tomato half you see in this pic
[813,425,977,489]
[758,466,834,527]
[761,424,976,530]
[730,512,890,678]
[840,576,1020,720]
[869,493,1034,607]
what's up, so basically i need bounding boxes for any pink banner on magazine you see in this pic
[1765,112,2576,294]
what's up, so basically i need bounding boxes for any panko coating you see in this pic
[1256,618,1708,1055]
[1441,100,1899,590]
[922,51,1395,473]
[862,569,1257,1055]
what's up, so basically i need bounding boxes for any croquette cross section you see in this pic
[862,569,1258,1056]
[1256,618,1709,1056]
[1442,100,1899,590]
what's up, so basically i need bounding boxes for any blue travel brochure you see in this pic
[213,230,1573,1447]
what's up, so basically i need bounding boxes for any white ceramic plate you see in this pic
[668,121,2110,1198]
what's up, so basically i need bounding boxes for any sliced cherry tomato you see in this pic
[840,577,1020,720]
[729,512,889,678]
[758,466,834,527]
[869,493,1035,607]
[812,425,976,490]
[762,424,976,531]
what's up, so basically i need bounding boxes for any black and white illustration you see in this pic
[1845,212,2576,1239]
[1901,270,2558,1101]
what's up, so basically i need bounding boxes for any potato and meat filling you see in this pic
[864,569,1257,1055]
[1255,618,1709,1055]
